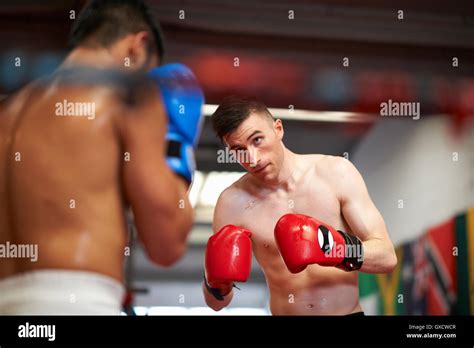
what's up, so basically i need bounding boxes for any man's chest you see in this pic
[238,182,344,252]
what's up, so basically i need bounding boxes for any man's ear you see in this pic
[274,119,284,140]
[128,31,149,67]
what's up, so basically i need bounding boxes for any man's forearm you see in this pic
[358,238,397,273]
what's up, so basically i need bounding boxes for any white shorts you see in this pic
[0,270,125,315]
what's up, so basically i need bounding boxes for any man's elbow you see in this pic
[205,296,227,312]
[384,246,398,273]
[143,212,193,267]
[203,284,229,312]
[208,302,225,312]
[147,243,187,267]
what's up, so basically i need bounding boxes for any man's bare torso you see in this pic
[0,71,131,282]
[224,154,362,315]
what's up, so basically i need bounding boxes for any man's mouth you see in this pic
[252,163,269,173]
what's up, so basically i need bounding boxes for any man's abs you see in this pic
[265,264,361,315]
[248,210,362,315]
[0,82,128,282]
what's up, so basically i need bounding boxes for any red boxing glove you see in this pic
[274,213,363,273]
[204,225,252,300]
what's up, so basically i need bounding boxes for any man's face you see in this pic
[224,113,284,183]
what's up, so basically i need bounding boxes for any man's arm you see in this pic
[334,157,397,273]
[119,85,193,267]
[203,188,236,311]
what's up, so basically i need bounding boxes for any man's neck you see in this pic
[261,147,299,192]
[59,47,119,71]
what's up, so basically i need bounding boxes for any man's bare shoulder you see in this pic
[0,82,37,111]
[217,173,253,207]
[315,154,350,168]
[0,82,57,131]
[306,154,357,180]
[212,174,253,229]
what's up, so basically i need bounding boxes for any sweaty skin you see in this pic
[204,114,397,315]
[0,80,127,281]
[0,68,192,283]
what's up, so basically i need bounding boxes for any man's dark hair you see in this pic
[211,96,273,142]
[69,0,165,62]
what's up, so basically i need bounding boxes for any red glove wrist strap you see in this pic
[336,230,364,271]
[203,274,235,301]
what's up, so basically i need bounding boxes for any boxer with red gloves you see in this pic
[205,96,397,315]
[274,214,364,274]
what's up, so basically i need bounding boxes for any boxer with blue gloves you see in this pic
[149,64,205,186]
[0,0,200,315]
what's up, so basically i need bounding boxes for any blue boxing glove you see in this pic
[149,64,205,185]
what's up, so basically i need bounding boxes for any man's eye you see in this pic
[254,137,263,145]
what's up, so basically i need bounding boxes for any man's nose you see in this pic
[247,148,259,167]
